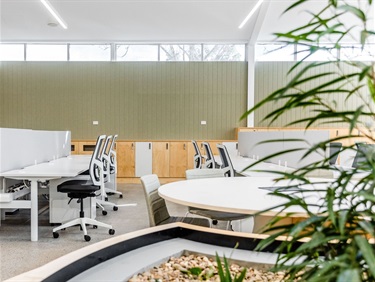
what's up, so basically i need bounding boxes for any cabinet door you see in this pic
[117,142,135,177]
[152,142,170,177]
[170,142,188,177]
[135,142,153,177]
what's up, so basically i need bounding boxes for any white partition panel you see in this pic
[0,128,71,173]
[238,130,329,169]
[0,128,35,173]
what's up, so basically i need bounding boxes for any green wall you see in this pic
[254,61,371,128]
[0,62,248,140]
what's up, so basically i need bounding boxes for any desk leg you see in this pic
[30,180,38,242]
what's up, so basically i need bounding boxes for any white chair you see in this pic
[185,168,253,231]
[101,135,123,198]
[52,135,115,241]
[140,174,210,227]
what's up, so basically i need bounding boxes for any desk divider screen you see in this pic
[0,128,71,173]
[238,130,329,169]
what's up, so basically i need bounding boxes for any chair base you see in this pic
[105,187,123,198]
[52,217,114,241]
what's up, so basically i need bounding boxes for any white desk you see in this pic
[0,155,91,241]
[159,177,328,217]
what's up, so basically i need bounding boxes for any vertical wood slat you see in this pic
[0,62,247,140]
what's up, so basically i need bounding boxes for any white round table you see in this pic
[159,177,328,217]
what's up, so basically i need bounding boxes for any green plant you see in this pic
[242,0,375,281]
[181,253,246,281]
[216,253,247,282]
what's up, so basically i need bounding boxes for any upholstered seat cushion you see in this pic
[57,180,99,194]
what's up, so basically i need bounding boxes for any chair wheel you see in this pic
[109,229,115,235]
[102,210,107,216]
[105,197,108,202]
[84,235,91,242]
[119,195,123,198]
[113,206,118,211]
[212,220,218,225]
[93,225,98,229]
[53,232,59,239]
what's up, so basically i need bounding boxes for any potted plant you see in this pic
[241,0,375,281]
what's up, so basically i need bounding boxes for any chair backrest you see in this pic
[109,134,118,173]
[217,144,235,177]
[186,168,225,179]
[140,174,170,227]
[329,142,342,165]
[352,143,374,169]
[89,135,106,186]
[101,135,113,177]
[202,142,215,169]
[192,140,202,169]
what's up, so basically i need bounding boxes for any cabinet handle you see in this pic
[131,143,134,150]
[149,143,151,150]
[183,144,186,150]
[166,143,169,150]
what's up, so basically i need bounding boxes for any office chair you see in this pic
[202,142,220,169]
[52,135,115,241]
[101,135,123,198]
[185,169,253,231]
[140,174,210,227]
[192,140,203,169]
[217,144,236,177]
[329,142,342,165]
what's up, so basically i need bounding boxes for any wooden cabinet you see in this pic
[116,142,135,177]
[169,142,188,177]
[71,139,234,179]
[152,142,170,177]
[152,141,189,177]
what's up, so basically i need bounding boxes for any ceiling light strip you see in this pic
[238,0,265,29]
[40,0,68,29]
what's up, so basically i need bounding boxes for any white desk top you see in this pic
[0,155,91,179]
[159,177,329,217]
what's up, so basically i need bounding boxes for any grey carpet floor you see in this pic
[0,183,227,281]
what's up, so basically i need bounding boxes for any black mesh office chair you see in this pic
[52,135,115,242]
[202,142,220,169]
[217,144,235,177]
[192,140,203,169]
[329,142,342,165]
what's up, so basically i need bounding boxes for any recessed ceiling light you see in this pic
[40,0,68,29]
[238,0,264,29]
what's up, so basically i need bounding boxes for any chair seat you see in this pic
[57,180,99,194]
[189,208,251,221]
[160,216,210,227]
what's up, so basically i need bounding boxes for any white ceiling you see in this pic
[0,0,364,43]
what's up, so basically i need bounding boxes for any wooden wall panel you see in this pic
[0,62,247,140]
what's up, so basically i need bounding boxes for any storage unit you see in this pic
[135,142,153,177]
[116,142,135,177]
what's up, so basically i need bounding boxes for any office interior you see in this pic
[1,1,374,281]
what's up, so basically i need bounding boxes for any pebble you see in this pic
[128,254,286,281]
